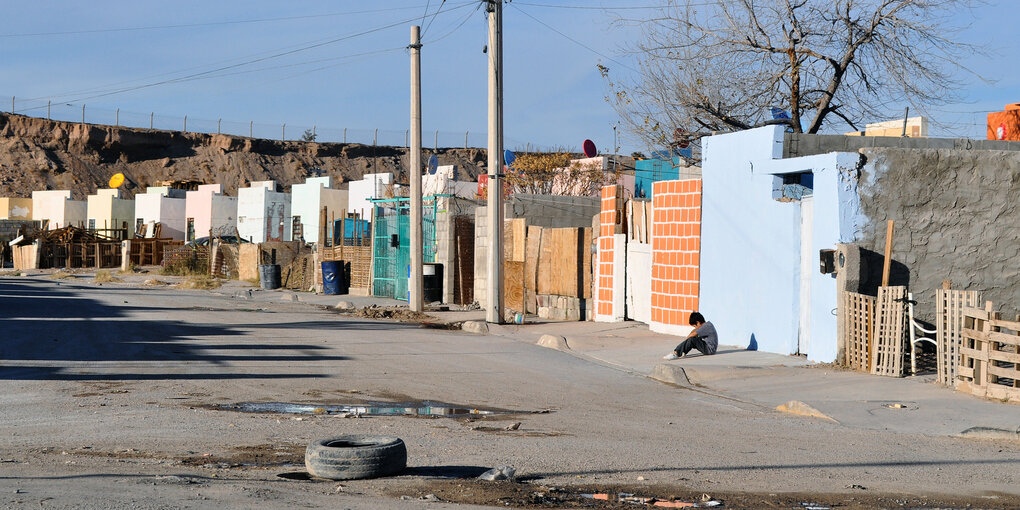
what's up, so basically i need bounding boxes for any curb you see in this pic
[649,364,692,387]
[956,426,1020,442]
[775,400,839,423]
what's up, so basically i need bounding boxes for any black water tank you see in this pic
[258,264,281,290]
[423,263,443,303]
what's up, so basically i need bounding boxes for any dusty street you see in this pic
[1,275,1018,509]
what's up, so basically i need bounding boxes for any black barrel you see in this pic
[258,264,281,290]
[322,261,341,295]
[422,263,443,303]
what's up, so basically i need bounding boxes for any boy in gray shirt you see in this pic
[663,312,717,359]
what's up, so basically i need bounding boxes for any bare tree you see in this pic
[497,152,611,197]
[603,0,982,150]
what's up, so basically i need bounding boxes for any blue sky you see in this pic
[0,1,1016,155]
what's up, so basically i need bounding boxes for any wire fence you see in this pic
[3,94,565,151]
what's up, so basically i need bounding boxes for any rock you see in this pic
[478,465,515,481]
[505,422,521,431]
[282,294,298,302]
[334,300,355,310]
[537,334,569,351]
[462,320,489,334]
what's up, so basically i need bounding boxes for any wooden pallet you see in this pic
[935,288,980,386]
[957,301,1020,403]
[840,291,875,372]
[871,286,907,377]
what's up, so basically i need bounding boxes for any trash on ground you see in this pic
[478,466,516,481]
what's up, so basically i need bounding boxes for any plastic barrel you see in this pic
[422,263,443,303]
[322,261,341,295]
[258,264,281,290]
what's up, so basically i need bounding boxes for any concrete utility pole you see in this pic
[485,0,505,324]
[409,25,424,312]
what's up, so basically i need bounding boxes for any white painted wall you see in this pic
[423,165,477,198]
[87,188,135,235]
[291,176,348,244]
[32,190,86,229]
[186,185,237,240]
[237,181,291,243]
[135,192,186,240]
[348,173,392,217]
[625,241,652,324]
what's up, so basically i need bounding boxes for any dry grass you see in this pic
[49,271,75,279]
[93,270,121,283]
[161,257,205,276]
[143,278,171,286]
[117,263,138,275]
[176,275,222,290]
[0,270,21,277]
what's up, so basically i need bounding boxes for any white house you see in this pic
[290,176,348,244]
[348,173,394,217]
[87,189,135,237]
[134,187,187,240]
[237,180,292,243]
[185,184,238,241]
[31,190,86,229]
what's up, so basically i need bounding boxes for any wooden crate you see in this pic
[840,291,875,372]
[936,289,980,386]
[957,301,1020,403]
[871,286,907,377]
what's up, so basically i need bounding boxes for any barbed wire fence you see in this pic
[4,94,565,153]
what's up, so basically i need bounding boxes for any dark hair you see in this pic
[689,312,705,326]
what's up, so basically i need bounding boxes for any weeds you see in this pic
[93,270,120,283]
[49,271,74,279]
[161,257,205,276]
[176,275,222,290]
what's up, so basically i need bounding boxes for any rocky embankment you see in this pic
[0,113,487,198]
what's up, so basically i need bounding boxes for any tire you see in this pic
[304,435,407,480]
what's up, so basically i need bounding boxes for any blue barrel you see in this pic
[322,261,341,295]
[258,264,281,290]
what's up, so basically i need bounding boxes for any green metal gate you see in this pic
[372,199,437,300]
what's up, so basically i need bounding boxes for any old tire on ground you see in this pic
[304,435,407,480]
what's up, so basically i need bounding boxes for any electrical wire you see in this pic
[511,2,673,10]
[423,1,484,45]
[421,0,447,37]
[0,4,472,38]
[19,2,477,110]
[508,3,638,73]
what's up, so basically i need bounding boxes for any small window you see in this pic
[772,172,813,202]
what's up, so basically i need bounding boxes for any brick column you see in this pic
[595,184,625,322]
[650,179,702,335]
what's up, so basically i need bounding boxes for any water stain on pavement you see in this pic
[217,401,521,417]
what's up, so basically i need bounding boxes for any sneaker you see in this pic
[663,353,679,360]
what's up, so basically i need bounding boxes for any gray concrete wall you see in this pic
[851,147,1020,321]
[434,197,479,304]
[0,219,39,241]
[785,133,1020,159]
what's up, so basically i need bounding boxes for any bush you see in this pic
[161,257,205,276]
[94,270,120,283]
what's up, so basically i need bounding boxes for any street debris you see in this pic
[478,466,516,481]
[580,492,722,507]
[504,422,521,431]
[462,320,489,334]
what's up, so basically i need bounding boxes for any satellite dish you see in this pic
[427,154,439,175]
[108,173,125,188]
[582,139,597,158]
[503,149,516,167]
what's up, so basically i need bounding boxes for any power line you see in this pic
[423,1,484,45]
[422,0,448,37]
[511,2,670,10]
[508,3,638,73]
[20,2,477,110]
[0,4,473,38]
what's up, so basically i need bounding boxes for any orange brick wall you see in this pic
[650,179,702,328]
[596,185,621,319]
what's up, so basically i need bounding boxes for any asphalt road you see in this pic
[1,276,1018,509]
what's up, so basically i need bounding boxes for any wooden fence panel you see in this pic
[872,286,907,377]
[936,289,981,386]
[840,291,875,372]
[957,301,1020,403]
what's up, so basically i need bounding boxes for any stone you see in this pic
[537,334,569,351]
[462,320,489,334]
[334,300,355,310]
[478,465,515,481]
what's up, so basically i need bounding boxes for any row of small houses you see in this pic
[4,128,1019,402]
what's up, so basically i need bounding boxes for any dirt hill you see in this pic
[0,113,488,199]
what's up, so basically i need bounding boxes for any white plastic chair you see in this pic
[907,292,937,376]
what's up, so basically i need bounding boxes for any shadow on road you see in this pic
[0,279,388,381]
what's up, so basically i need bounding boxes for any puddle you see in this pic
[278,471,313,481]
[219,401,521,417]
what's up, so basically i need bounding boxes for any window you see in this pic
[772,172,813,202]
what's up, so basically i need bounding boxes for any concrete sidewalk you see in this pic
[490,319,1020,440]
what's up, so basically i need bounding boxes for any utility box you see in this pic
[987,103,1020,141]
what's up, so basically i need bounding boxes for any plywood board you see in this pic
[582,227,592,299]
[504,261,525,314]
[525,225,543,314]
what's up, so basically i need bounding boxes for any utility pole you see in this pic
[485,0,504,324]
[409,25,424,312]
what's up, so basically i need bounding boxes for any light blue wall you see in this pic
[702,126,855,362]
[702,127,799,355]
